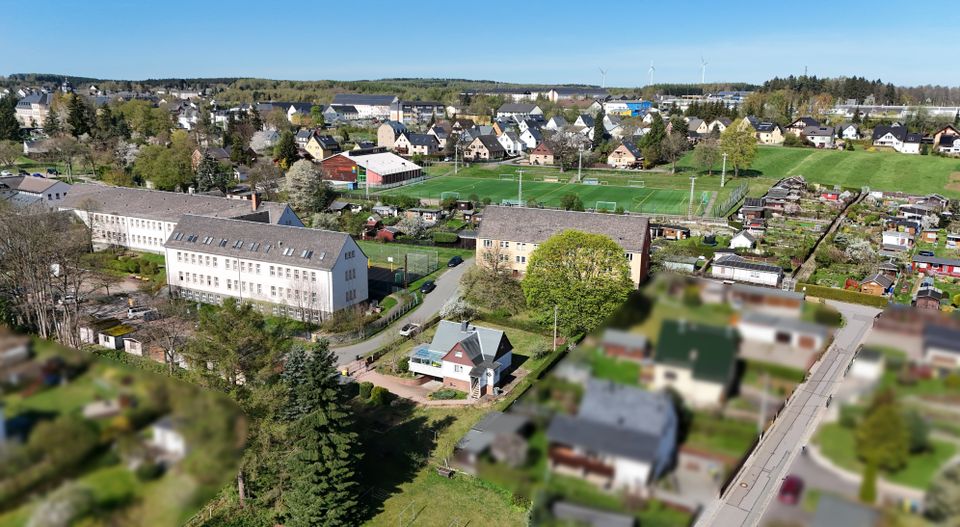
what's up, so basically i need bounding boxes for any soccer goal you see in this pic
[500,199,524,207]
[628,180,646,188]
[440,191,460,201]
[498,174,516,181]
[595,201,618,212]
[582,178,600,186]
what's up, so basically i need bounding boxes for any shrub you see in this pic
[359,381,373,400]
[839,405,860,428]
[813,305,842,326]
[369,385,391,405]
[429,388,466,400]
[432,231,459,244]
[859,462,877,504]
[135,461,164,481]
[682,285,702,307]
[945,373,960,391]
[796,283,889,308]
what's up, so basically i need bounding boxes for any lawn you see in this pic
[815,422,956,490]
[589,349,641,386]
[686,411,758,460]
[356,239,473,268]
[679,146,960,197]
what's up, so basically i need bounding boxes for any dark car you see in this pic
[778,475,804,505]
[31,173,43,178]
[448,255,463,267]
[918,250,935,257]
[419,280,436,294]
[46,168,59,175]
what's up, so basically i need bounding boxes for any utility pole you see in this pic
[517,168,524,205]
[758,372,770,438]
[688,176,696,219]
[577,146,583,182]
[553,305,559,352]
[403,254,409,289]
[454,143,458,175]
[721,152,728,188]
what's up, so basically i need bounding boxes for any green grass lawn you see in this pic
[679,146,960,197]
[356,239,473,268]
[589,349,641,386]
[686,411,758,460]
[815,422,956,489]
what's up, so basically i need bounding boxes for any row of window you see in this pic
[176,251,322,282]
[92,214,166,231]
[482,240,635,264]
[482,239,534,250]
[175,288,324,323]
[177,272,323,304]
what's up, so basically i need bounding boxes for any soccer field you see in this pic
[380,174,695,214]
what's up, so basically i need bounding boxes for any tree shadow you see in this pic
[603,291,652,330]
[354,398,459,523]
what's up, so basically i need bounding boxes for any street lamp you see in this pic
[577,146,584,182]
[721,152,728,188]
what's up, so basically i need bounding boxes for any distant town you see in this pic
[2,72,960,527]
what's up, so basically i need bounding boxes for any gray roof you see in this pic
[402,133,439,147]
[380,120,406,133]
[686,118,704,131]
[0,175,63,194]
[164,215,356,271]
[812,495,879,527]
[601,328,648,350]
[802,125,834,137]
[730,282,803,301]
[456,411,529,454]
[713,254,783,274]
[913,254,960,267]
[739,311,829,338]
[474,135,505,152]
[551,502,634,527]
[547,379,674,463]
[497,103,539,114]
[428,320,511,366]
[331,93,397,106]
[478,206,650,253]
[548,116,568,126]
[863,272,894,289]
[925,324,960,353]
[60,183,296,224]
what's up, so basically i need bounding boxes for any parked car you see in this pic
[127,306,154,319]
[399,323,422,337]
[778,475,804,505]
[0,170,12,177]
[46,168,59,175]
[419,280,436,294]
[918,250,935,257]
[447,255,463,267]
[30,173,43,178]
[57,294,79,306]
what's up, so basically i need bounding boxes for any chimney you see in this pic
[251,192,260,211]
[461,320,469,332]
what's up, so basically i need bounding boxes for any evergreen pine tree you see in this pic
[0,96,23,141]
[66,94,92,138]
[230,135,246,164]
[273,130,298,169]
[592,110,606,149]
[284,343,361,527]
[251,106,263,131]
[851,106,862,124]
[954,110,959,127]
[43,110,61,135]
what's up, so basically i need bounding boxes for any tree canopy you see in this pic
[521,230,633,336]
[719,122,757,177]
[285,159,335,214]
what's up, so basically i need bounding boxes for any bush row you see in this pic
[795,283,890,308]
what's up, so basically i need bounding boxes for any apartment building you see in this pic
[476,206,651,286]
[164,215,368,322]
[60,184,302,254]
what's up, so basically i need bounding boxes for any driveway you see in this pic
[333,258,474,365]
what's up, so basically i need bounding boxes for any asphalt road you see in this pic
[697,300,881,527]
[332,258,474,365]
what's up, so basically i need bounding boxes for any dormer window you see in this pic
[455,351,462,358]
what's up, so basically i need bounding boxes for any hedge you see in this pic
[432,231,459,244]
[795,283,889,308]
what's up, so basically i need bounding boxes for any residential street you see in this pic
[332,258,474,365]
[696,300,881,527]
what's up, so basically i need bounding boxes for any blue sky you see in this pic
[0,1,953,87]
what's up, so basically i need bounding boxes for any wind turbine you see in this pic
[648,61,655,86]
[700,56,708,84]
[599,67,607,89]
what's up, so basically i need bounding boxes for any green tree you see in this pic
[855,389,909,471]
[311,105,326,128]
[522,230,633,336]
[274,130,298,169]
[693,137,720,175]
[661,130,688,174]
[339,127,350,143]
[284,343,361,527]
[719,123,758,177]
[66,94,92,138]
[0,96,23,141]
[42,110,61,135]
[904,409,930,453]
[852,106,862,124]
[859,461,877,504]
[926,462,960,522]
[285,159,334,214]
[196,154,232,193]
[592,110,606,149]
[230,135,252,165]
[184,298,278,387]
[639,112,666,164]
[0,140,21,167]
[559,193,584,211]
